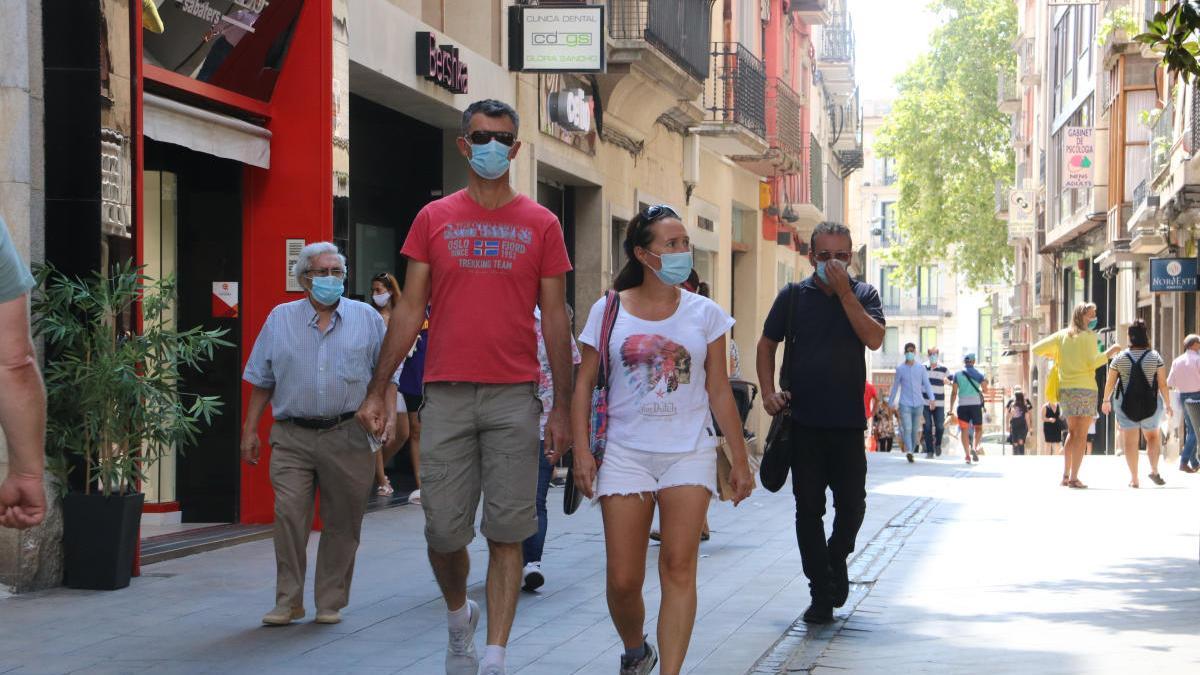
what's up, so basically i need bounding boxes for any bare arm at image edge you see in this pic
[0,292,47,529]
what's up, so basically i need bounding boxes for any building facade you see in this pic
[7,0,861,586]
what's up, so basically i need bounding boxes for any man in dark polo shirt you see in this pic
[756,221,886,625]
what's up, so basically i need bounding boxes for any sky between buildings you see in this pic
[851,0,941,102]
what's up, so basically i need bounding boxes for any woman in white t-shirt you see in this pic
[571,205,753,675]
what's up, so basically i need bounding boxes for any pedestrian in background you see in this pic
[572,205,752,675]
[521,304,581,593]
[872,402,895,453]
[368,272,411,497]
[758,221,886,626]
[1166,333,1200,473]
[241,242,395,626]
[889,342,934,463]
[356,99,577,675]
[948,354,988,463]
[923,348,949,457]
[1101,320,1170,488]
[397,305,429,504]
[1033,303,1121,489]
[1005,387,1031,455]
[0,215,46,530]
[1042,400,1065,455]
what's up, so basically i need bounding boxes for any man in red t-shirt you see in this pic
[864,380,879,420]
[358,100,574,675]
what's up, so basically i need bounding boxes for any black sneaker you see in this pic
[971,450,979,463]
[803,603,834,624]
[619,641,658,675]
[830,560,850,608]
[906,452,915,463]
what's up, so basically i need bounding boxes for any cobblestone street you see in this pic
[2,452,1198,674]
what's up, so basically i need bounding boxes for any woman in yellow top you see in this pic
[1032,303,1122,489]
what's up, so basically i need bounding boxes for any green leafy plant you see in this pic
[1096,6,1140,47]
[32,260,232,497]
[1135,2,1200,82]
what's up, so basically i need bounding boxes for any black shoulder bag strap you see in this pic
[780,283,796,394]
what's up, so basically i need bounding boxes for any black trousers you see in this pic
[790,424,868,602]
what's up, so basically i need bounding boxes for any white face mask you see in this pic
[372,292,391,308]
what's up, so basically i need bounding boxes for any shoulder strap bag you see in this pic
[565,291,621,515]
[760,284,796,493]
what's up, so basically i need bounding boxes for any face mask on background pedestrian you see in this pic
[372,292,391,308]
[647,250,693,286]
[310,276,344,306]
[905,351,916,363]
[1088,317,1099,330]
[929,353,940,365]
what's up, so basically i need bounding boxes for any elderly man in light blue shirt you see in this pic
[889,342,934,463]
[241,242,397,627]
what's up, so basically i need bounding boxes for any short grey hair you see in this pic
[461,99,520,136]
[809,221,853,252]
[292,241,347,285]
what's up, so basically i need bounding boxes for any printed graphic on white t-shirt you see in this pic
[580,291,734,454]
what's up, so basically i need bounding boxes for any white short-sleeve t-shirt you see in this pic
[579,290,735,454]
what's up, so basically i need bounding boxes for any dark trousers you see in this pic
[922,407,945,455]
[791,424,868,602]
[522,442,553,564]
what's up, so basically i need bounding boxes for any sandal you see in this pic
[376,482,394,497]
[1129,481,1139,489]
[1067,479,1088,489]
[1149,473,1166,486]
[1061,474,1070,486]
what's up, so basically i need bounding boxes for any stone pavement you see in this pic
[1,451,1198,674]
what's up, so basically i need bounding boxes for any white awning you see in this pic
[143,93,271,168]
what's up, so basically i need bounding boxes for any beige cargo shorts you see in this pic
[419,382,543,552]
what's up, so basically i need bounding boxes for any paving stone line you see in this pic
[745,468,966,675]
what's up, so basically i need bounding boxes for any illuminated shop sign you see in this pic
[416,32,469,94]
[508,5,605,73]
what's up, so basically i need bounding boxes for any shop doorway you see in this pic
[144,140,243,525]
[537,180,577,314]
[348,94,444,298]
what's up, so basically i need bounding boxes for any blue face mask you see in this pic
[310,276,344,306]
[468,140,511,180]
[905,352,916,363]
[930,354,939,365]
[1088,318,1099,330]
[816,261,829,284]
[648,250,694,286]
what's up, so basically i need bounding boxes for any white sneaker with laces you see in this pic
[446,599,479,675]
[522,562,545,592]
[408,489,422,506]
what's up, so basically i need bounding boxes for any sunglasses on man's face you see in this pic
[813,250,854,263]
[466,130,516,147]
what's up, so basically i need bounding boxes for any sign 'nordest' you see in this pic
[416,32,468,94]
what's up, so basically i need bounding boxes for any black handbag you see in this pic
[760,284,796,493]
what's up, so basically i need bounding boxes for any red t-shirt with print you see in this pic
[401,189,573,384]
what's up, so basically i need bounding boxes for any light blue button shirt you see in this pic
[889,362,934,409]
[243,298,395,419]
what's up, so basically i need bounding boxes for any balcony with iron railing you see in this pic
[817,12,855,94]
[695,42,768,157]
[995,180,1010,220]
[997,70,1020,114]
[789,0,832,24]
[773,78,803,169]
[1010,113,1030,150]
[1017,37,1039,86]
[608,0,711,82]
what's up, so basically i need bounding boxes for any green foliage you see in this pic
[875,0,1017,289]
[31,260,232,497]
[1096,6,1139,47]
[1135,2,1200,81]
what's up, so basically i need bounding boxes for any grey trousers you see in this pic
[268,419,375,612]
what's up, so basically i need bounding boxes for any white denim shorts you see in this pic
[596,441,717,498]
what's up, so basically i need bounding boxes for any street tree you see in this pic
[1135,2,1200,81]
[875,0,1017,288]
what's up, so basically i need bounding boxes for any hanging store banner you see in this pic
[1150,258,1198,293]
[508,5,605,72]
[1008,189,1036,225]
[1063,127,1094,189]
[212,282,240,318]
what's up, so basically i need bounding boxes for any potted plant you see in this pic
[32,261,231,590]
[1097,6,1139,48]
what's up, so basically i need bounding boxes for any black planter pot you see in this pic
[63,491,144,590]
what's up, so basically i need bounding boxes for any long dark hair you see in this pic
[1014,392,1026,410]
[613,206,678,291]
[1128,319,1150,349]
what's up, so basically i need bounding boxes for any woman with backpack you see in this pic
[1101,320,1172,488]
[1033,303,1122,489]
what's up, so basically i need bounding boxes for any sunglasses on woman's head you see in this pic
[466,130,516,146]
[640,204,680,224]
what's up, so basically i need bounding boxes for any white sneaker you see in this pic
[446,599,479,675]
[408,489,422,506]
[522,562,545,592]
